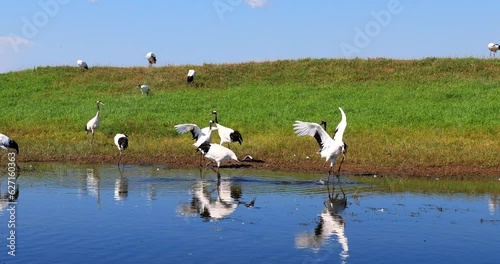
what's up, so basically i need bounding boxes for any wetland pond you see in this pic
[0,164,499,264]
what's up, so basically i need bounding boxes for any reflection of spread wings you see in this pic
[176,179,255,220]
[295,193,349,261]
[320,208,348,258]
[195,181,237,219]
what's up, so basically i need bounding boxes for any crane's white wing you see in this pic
[333,107,347,142]
[293,121,334,150]
[174,124,202,140]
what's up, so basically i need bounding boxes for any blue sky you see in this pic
[1,0,500,73]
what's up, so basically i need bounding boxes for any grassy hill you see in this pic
[0,58,499,176]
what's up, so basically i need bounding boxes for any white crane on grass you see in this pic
[187,69,196,83]
[138,84,150,95]
[85,100,104,143]
[0,134,19,154]
[114,133,128,166]
[211,110,243,148]
[77,60,88,70]
[293,107,348,180]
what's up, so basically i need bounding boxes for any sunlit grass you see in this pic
[0,58,499,174]
[351,176,500,194]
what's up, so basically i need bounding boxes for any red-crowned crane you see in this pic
[0,134,19,154]
[293,107,348,180]
[174,120,217,165]
[488,43,500,57]
[211,110,243,149]
[85,100,104,144]
[196,141,239,176]
[138,84,150,95]
[77,60,88,70]
[114,133,128,166]
[187,69,196,83]
[146,52,156,66]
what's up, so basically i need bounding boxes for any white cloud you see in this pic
[0,36,34,53]
[244,0,269,8]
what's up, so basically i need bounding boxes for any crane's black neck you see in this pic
[321,120,327,131]
[212,112,219,123]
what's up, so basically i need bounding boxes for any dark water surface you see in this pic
[0,164,499,264]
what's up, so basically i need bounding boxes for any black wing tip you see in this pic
[231,130,243,144]
[118,137,129,150]
[197,141,211,154]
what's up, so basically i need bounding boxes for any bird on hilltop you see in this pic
[77,60,88,70]
[187,69,196,83]
[488,43,500,57]
[293,107,348,180]
[146,52,156,66]
[197,141,239,175]
[85,100,104,144]
[114,133,128,166]
[211,110,243,149]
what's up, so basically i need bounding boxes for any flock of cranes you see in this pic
[3,104,348,178]
[174,111,244,174]
[1,89,348,179]
[80,101,348,176]
[2,50,351,178]
[76,51,196,96]
[60,42,500,175]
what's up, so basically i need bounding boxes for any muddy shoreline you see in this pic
[16,155,500,180]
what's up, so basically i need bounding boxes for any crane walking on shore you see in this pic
[197,141,239,176]
[114,133,128,166]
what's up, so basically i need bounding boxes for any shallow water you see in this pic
[0,164,499,264]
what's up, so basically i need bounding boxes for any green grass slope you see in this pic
[0,58,499,175]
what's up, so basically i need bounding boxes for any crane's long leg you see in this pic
[199,152,204,167]
[117,151,123,166]
[326,163,333,186]
[336,154,345,182]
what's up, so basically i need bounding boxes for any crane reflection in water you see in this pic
[177,172,255,220]
[114,168,129,201]
[295,184,349,263]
